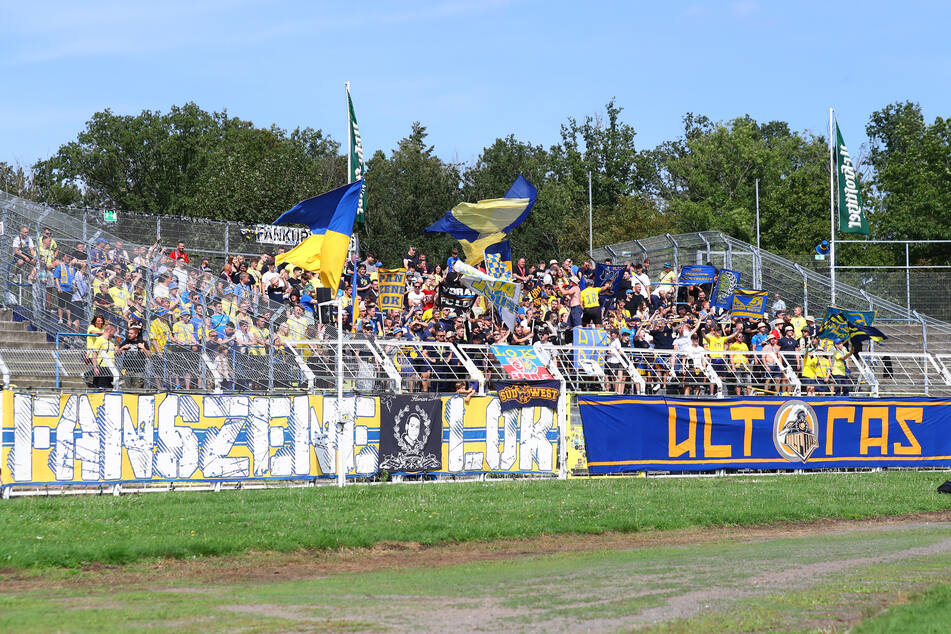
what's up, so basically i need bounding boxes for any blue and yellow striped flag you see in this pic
[274,179,363,294]
[425,176,536,265]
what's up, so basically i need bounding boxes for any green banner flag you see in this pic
[347,84,366,225]
[835,121,869,235]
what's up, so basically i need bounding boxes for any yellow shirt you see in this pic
[285,315,308,340]
[172,321,198,345]
[790,316,807,338]
[108,286,131,310]
[831,350,849,376]
[90,335,115,367]
[705,334,728,359]
[86,325,104,349]
[150,320,171,354]
[814,355,831,380]
[802,355,819,380]
[728,342,750,368]
[249,327,268,355]
[580,287,600,309]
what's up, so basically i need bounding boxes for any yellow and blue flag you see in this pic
[273,179,363,294]
[484,240,513,281]
[819,308,886,343]
[730,288,768,318]
[426,176,537,265]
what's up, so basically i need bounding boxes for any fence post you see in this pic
[913,310,929,395]
[224,221,230,265]
[697,232,711,264]
[751,247,762,289]
[665,233,679,271]
[794,264,809,316]
[156,216,161,242]
[268,305,286,391]
[604,245,618,259]
[905,242,911,317]
[633,239,648,264]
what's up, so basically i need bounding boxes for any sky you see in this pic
[1,0,948,170]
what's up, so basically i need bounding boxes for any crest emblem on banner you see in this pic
[773,400,819,462]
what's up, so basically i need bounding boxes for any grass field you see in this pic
[1,470,949,570]
[3,471,951,631]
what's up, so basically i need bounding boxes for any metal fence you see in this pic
[592,231,951,358]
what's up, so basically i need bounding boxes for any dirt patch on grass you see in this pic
[1,509,950,595]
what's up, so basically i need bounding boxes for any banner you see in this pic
[593,263,626,297]
[379,395,443,472]
[578,395,951,473]
[248,225,311,246]
[439,282,477,312]
[0,391,558,488]
[347,84,366,225]
[678,264,717,285]
[818,308,884,343]
[377,268,406,312]
[835,121,869,235]
[711,269,740,310]
[454,261,521,330]
[730,288,768,318]
[496,380,560,412]
[572,327,609,373]
[484,240,513,281]
[491,345,554,380]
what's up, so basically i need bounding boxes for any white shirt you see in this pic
[635,273,650,298]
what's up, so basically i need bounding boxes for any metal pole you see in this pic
[914,310,929,395]
[755,178,760,251]
[829,108,837,306]
[587,171,593,255]
[336,298,346,487]
[794,264,809,316]
[905,243,911,317]
[224,222,230,266]
[346,81,352,185]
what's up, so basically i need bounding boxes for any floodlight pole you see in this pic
[755,178,760,251]
[587,171,593,255]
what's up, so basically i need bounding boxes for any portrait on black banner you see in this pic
[379,395,443,472]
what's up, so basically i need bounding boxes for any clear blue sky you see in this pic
[2,1,948,169]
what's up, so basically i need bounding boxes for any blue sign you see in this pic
[678,264,716,285]
[578,395,951,473]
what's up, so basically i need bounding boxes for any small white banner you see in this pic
[253,225,311,246]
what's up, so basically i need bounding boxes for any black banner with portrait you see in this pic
[379,395,444,473]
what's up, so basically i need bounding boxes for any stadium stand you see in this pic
[3,189,951,396]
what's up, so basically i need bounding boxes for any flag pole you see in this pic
[829,107,837,306]
[345,82,352,186]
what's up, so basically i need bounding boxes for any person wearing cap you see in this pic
[90,239,109,270]
[656,262,677,296]
[804,314,818,339]
[830,340,854,396]
[580,278,608,326]
[760,335,783,394]
[751,322,770,351]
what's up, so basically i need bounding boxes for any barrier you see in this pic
[0,390,559,491]
[577,395,951,473]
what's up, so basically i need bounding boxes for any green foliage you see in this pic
[361,122,461,267]
[0,471,947,570]
[866,101,951,264]
[30,103,342,223]
[7,99,951,269]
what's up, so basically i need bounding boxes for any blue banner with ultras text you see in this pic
[578,395,951,473]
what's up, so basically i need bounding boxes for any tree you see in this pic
[362,123,461,267]
[655,114,831,256]
[866,101,951,264]
[31,103,341,222]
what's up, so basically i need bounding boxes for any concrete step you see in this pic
[0,332,53,346]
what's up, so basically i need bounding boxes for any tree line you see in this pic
[2,99,948,268]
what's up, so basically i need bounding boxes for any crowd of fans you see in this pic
[9,225,857,395]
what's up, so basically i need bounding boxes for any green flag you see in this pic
[347,84,366,225]
[835,121,869,235]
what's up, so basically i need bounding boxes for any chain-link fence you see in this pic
[593,231,951,358]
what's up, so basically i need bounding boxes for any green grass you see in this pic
[0,471,949,570]
[852,583,951,633]
[4,522,951,632]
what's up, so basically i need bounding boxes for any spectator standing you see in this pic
[89,323,118,389]
[169,241,190,264]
